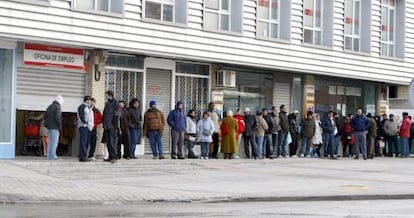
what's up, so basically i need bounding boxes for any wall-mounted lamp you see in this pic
[94,64,101,81]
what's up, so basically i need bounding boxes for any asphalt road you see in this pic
[1,200,414,218]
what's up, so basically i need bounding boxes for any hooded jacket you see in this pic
[127,102,142,129]
[44,101,62,130]
[167,101,186,132]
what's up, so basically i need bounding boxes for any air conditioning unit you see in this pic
[216,70,236,87]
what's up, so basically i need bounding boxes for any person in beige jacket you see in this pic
[255,109,268,159]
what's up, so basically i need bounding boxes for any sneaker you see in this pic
[291,155,298,158]
[159,155,165,159]
[300,154,304,158]
[178,156,185,159]
[233,155,241,159]
[171,156,177,159]
[205,157,209,160]
[88,157,96,161]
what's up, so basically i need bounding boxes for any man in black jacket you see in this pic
[103,91,119,163]
[243,108,257,159]
[127,98,142,159]
[44,95,63,160]
[263,108,275,159]
[278,105,289,158]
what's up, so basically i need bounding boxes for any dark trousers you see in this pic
[289,132,298,157]
[387,135,399,156]
[243,135,256,158]
[117,129,131,158]
[88,128,97,158]
[78,127,90,161]
[272,133,278,156]
[409,137,413,154]
[342,139,354,157]
[105,129,118,160]
[211,133,219,157]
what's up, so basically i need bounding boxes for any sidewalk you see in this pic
[1,156,414,204]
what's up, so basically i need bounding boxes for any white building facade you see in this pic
[0,0,413,158]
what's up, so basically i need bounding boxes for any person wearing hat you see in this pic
[383,113,398,157]
[300,111,315,157]
[243,107,257,159]
[143,100,166,159]
[103,91,120,163]
[77,95,94,162]
[44,95,63,160]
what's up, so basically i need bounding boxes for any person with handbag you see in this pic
[197,112,215,159]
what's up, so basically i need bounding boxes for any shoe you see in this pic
[130,156,138,159]
[88,157,96,161]
[110,159,117,163]
[354,157,359,160]
[300,154,304,158]
[103,158,110,162]
[200,157,204,159]
[152,156,158,159]
[233,155,241,159]
[205,157,209,160]
[171,156,177,159]
[79,159,90,162]
[124,157,130,160]
[188,155,198,159]
[363,156,367,160]
[159,155,165,159]
[291,155,297,158]
[178,156,185,159]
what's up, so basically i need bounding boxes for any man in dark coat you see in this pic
[278,105,289,158]
[300,111,315,157]
[127,98,142,159]
[243,107,257,159]
[322,111,337,159]
[44,95,63,160]
[117,100,131,160]
[103,91,119,163]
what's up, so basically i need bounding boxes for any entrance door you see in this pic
[105,68,143,104]
[145,68,172,154]
[175,76,209,120]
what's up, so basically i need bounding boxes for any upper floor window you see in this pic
[73,0,124,14]
[381,0,405,58]
[203,0,243,33]
[144,0,187,24]
[256,0,291,40]
[303,0,333,47]
[344,0,371,53]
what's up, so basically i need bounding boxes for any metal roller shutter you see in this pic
[16,68,86,112]
[273,82,291,113]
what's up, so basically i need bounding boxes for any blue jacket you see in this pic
[167,101,186,132]
[196,118,215,142]
[321,117,336,134]
[351,115,370,132]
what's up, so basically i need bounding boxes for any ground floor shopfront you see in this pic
[0,40,390,159]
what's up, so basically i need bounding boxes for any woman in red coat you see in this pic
[341,115,354,157]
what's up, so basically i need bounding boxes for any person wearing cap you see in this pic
[350,108,370,160]
[44,95,63,160]
[243,107,257,159]
[399,112,411,158]
[300,111,315,158]
[278,105,289,158]
[255,109,268,159]
[366,113,377,159]
[143,100,166,159]
[77,95,94,162]
[383,114,398,157]
[103,90,120,163]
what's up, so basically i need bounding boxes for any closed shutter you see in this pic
[16,68,86,112]
[145,68,172,154]
[273,82,291,113]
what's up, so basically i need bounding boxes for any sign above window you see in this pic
[23,43,85,71]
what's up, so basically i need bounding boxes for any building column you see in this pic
[303,75,315,116]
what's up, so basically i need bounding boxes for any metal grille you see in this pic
[105,69,143,104]
[175,76,209,120]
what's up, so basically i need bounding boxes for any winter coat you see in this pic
[410,122,414,138]
[350,115,370,132]
[399,117,411,138]
[322,117,336,134]
[233,114,245,135]
[167,102,186,132]
[77,102,94,131]
[279,111,289,134]
[186,116,197,135]
[243,114,257,137]
[127,106,142,129]
[143,108,166,137]
[288,113,299,135]
[221,116,238,154]
[302,118,315,138]
[196,118,215,143]
[119,108,131,132]
[103,98,119,130]
[341,121,355,145]
[384,120,398,136]
[208,110,220,133]
[255,115,268,137]
[270,112,280,134]
[44,101,62,130]
[367,118,377,138]
[263,114,275,134]
[312,119,323,145]
[92,107,103,130]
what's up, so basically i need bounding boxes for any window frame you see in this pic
[8,0,50,6]
[256,0,281,39]
[142,0,188,26]
[381,0,397,57]
[72,0,125,16]
[303,0,324,45]
[204,0,232,31]
[344,0,362,52]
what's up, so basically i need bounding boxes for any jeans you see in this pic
[200,142,210,158]
[264,133,273,157]
[185,139,196,157]
[148,131,163,156]
[105,129,118,160]
[243,135,256,158]
[129,128,140,157]
[401,137,409,158]
[88,128,97,158]
[278,131,287,157]
[354,131,367,158]
[323,133,335,156]
[255,136,264,158]
[78,127,90,161]
[301,136,311,156]
[47,129,59,160]
[387,135,399,155]
[333,135,340,155]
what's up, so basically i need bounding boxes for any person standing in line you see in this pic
[77,95,94,162]
[333,112,341,158]
[374,115,384,157]
[383,114,399,157]
[270,106,280,158]
[380,114,389,156]
[301,111,315,158]
[366,113,377,159]
[278,105,289,158]
[340,114,354,158]
[185,109,198,159]
[221,110,238,159]
[350,108,370,160]
[409,116,414,155]
[117,100,131,159]
[243,108,257,159]
[143,100,166,159]
[262,108,275,159]
[103,91,119,163]
[44,95,63,160]
[233,108,245,159]
[197,112,215,159]
[399,112,411,158]
[167,101,186,159]
[255,109,268,159]
[288,110,299,157]
[88,98,102,161]
[127,98,141,159]
[311,113,323,158]
[322,111,336,159]
[207,102,220,159]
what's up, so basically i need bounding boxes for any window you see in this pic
[389,85,398,98]
[144,0,187,24]
[73,0,124,14]
[344,0,371,53]
[257,0,291,40]
[204,0,243,32]
[381,0,405,58]
[303,0,333,47]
